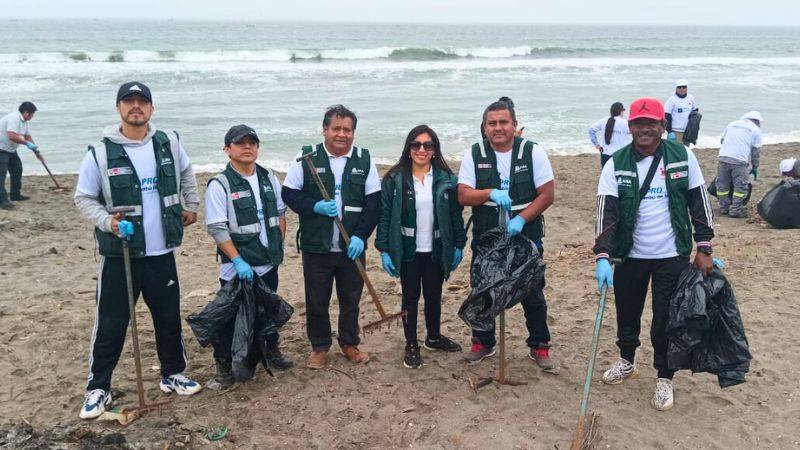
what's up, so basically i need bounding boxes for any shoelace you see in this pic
[611,360,633,377]
[655,381,672,399]
[84,389,105,405]
[169,373,192,385]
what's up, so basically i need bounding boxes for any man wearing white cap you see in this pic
[664,79,698,144]
[779,158,799,180]
[715,111,763,217]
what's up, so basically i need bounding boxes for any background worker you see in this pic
[665,79,698,144]
[282,105,381,369]
[779,158,799,180]
[74,81,202,419]
[0,102,41,209]
[588,101,630,167]
[376,125,467,369]
[593,97,715,411]
[716,111,763,218]
[204,124,292,389]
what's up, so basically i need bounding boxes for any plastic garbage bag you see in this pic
[707,177,752,205]
[458,227,546,332]
[187,277,293,381]
[666,265,751,388]
[757,180,800,229]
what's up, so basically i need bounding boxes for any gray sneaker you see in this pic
[464,340,496,364]
[602,358,638,385]
[651,378,674,411]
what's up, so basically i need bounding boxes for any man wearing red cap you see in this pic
[592,97,715,411]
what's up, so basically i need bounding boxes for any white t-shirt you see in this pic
[718,119,762,164]
[283,144,381,251]
[664,93,698,132]
[597,148,705,259]
[589,116,631,156]
[413,169,434,252]
[457,142,554,221]
[0,112,30,153]
[76,139,191,256]
[205,168,286,281]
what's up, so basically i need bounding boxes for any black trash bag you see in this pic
[187,277,293,381]
[757,180,800,229]
[682,110,702,145]
[707,177,752,205]
[458,227,546,332]
[666,265,751,388]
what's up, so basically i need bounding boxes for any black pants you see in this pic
[613,256,688,379]
[212,267,280,360]
[0,150,23,200]
[87,252,186,391]
[472,240,551,349]
[600,153,612,168]
[302,252,363,351]
[400,252,443,344]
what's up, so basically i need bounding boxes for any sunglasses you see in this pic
[410,141,435,152]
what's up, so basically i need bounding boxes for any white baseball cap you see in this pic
[675,79,688,87]
[741,111,764,123]
[780,158,796,173]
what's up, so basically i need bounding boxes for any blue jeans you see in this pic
[472,239,551,349]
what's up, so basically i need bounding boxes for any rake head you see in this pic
[362,310,406,335]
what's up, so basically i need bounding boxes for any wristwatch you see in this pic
[697,245,713,255]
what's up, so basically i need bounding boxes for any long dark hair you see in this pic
[604,102,625,145]
[385,125,452,180]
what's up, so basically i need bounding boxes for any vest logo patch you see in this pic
[107,167,133,176]
[670,170,688,180]
[315,168,326,173]
[477,163,493,169]
[351,168,366,175]
[617,177,633,185]
[230,191,252,200]
[160,158,173,165]
[263,184,273,193]
[514,164,529,173]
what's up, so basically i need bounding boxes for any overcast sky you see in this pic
[3,0,800,26]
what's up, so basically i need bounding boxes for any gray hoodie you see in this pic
[74,123,200,234]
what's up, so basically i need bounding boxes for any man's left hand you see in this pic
[693,252,714,277]
[182,211,197,226]
[33,150,43,162]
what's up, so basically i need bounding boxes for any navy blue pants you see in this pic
[0,150,23,200]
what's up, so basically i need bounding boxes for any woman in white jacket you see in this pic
[588,102,630,167]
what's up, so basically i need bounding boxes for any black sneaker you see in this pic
[403,342,422,369]
[423,335,462,353]
[264,346,294,371]
[0,200,13,210]
[10,194,30,201]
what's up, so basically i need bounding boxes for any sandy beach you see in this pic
[1,143,799,449]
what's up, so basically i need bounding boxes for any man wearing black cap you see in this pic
[203,124,292,389]
[74,81,202,420]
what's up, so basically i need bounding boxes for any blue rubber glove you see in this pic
[313,199,338,217]
[750,168,758,180]
[347,236,364,260]
[118,220,134,240]
[507,215,526,236]
[25,141,38,151]
[381,252,398,277]
[451,248,463,271]
[595,258,614,292]
[489,189,512,211]
[667,132,676,141]
[713,257,725,270]
[232,256,254,282]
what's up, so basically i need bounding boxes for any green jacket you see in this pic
[375,167,466,279]
[611,140,692,262]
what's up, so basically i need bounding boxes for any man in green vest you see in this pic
[74,81,202,420]
[282,105,381,369]
[204,124,293,389]
[593,97,715,411]
[458,99,557,370]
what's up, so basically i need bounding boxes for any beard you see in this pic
[122,113,148,126]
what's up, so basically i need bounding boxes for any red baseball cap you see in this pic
[628,97,665,121]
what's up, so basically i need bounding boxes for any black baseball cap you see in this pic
[116,81,152,103]
[224,124,260,146]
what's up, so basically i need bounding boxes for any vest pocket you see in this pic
[232,194,259,224]
[163,204,184,247]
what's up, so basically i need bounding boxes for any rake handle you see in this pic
[301,154,389,320]
[36,152,63,189]
[579,284,608,414]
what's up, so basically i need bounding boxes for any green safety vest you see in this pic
[89,130,184,258]
[471,136,544,240]
[611,140,692,262]
[210,163,284,267]
[297,144,372,253]
[378,168,464,280]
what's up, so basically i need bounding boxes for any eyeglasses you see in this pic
[410,141,435,152]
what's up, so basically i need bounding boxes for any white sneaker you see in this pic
[79,389,112,419]
[160,373,202,396]
[652,378,674,411]
[602,358,638,385]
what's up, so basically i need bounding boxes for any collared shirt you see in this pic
[0,112,29,153]
[283,143,381,251]
[413,168,435,252]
